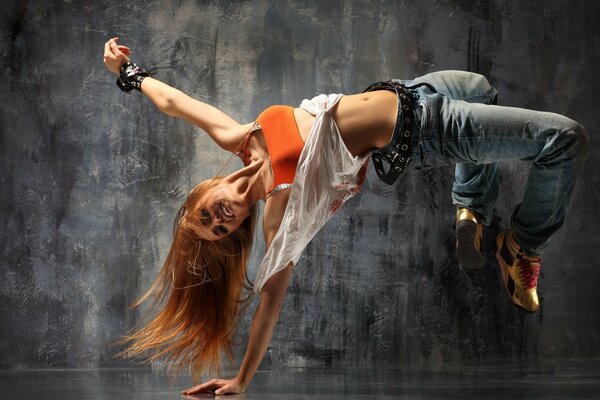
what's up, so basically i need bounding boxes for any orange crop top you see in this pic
[255,105,304,196]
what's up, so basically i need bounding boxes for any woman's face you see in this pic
[193,183,251,241]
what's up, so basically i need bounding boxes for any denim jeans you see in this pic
[396,71,590,255]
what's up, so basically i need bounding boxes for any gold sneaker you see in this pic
[455,208,484,268]
[496,230,541,312]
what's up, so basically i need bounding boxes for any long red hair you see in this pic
[119,177,258,382]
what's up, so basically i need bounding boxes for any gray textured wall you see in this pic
[1,0,599,371]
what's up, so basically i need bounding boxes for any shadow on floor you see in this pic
[1,359,599,399]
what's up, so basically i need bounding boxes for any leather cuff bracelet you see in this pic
[116,61,150,92]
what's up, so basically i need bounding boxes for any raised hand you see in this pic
[182,377,246,396]
[103,37,131,74]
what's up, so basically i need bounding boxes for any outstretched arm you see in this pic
[182,263,293,396]
[103,37,249,153]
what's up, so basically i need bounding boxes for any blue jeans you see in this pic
[396,71,590,256]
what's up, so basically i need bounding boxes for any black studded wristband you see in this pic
[116,61,150,93]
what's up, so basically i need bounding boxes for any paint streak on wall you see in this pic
[1,0,599,370]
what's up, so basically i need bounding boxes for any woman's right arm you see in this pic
[182,264,293,396]
[236,264,293,388]
[103,37,249,153]
[182,196,293,395]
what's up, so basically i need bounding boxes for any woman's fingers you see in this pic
[104,38,127,57]
[103,43,117,72]
[214,383,237,395]
[113,42,130,62]
[181,378,244,397]
[109,40,122,56]
[117,45,130,56]
[181,379,221,395]
[103,37,130,73]
[103,39,119,61]
[103,40,113,58]
[105,37,118,52]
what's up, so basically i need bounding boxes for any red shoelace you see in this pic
[516,254,541,289]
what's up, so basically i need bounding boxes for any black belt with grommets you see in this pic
[363,80,418,185]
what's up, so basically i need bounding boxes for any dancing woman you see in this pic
[103,37,589,395]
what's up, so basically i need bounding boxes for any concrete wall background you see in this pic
[1,0,599,370]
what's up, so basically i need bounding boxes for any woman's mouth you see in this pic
[223,204,234,218]
[218,201,234,218]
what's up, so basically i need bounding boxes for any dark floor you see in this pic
[1,360,599,399]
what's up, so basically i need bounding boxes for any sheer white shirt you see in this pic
[254,93,370,293]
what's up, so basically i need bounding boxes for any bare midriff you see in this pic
[293,90,398,158]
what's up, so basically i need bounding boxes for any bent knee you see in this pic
[571,121,590,161]
[562,119,590,163]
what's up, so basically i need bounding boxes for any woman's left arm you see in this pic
[139,77,247,152]
[103,37,248,153]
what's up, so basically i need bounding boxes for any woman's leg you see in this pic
[408,71,501,267]
[409,71,501,224]
[408,70,499,104]
[451,162,499,225]
[433,96,589,311]
[434,97,589,254]
[408,72,589,310]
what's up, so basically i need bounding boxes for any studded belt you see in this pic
[363,80,419,185]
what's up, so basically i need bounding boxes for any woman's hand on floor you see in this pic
[103,37,130,74]
[182,377,245,396]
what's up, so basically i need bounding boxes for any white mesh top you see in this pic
[253,93,370,293]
